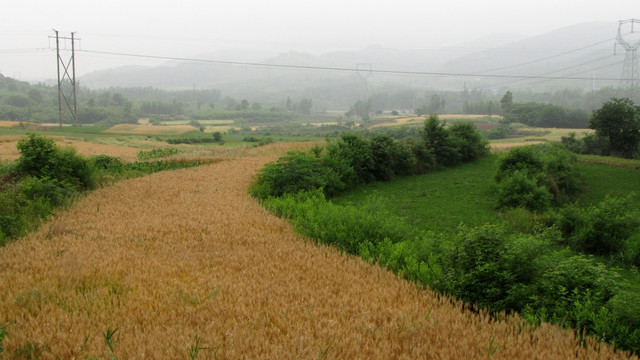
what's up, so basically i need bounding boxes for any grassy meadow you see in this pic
[334,154,501,233]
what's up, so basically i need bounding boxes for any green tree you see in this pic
[500,91,513,113]
[589,97,640,158]
[346,99,372,120]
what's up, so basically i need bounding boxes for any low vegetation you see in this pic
[251,115,640,354]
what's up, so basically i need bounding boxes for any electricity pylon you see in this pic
[616,19,640,91]
[51,29,79,126]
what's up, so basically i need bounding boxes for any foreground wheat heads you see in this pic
[0,144,635,359]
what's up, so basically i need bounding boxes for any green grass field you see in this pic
[333,155,501,234]
[334,153,640,233]
[333,152,640,292]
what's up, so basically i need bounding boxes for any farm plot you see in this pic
[0,136,144,162]
[104,124,197,136]
[0,144,634,359]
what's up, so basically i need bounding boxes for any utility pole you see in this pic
[615,19,640,94]
[51,29,79,126]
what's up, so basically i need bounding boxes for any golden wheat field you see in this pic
[103,124,197,135]
[0,136,143,162]
[0,143,636,359]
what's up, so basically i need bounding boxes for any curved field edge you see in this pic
[0,143,635,359]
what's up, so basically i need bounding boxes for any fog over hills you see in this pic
[79,22,624,99]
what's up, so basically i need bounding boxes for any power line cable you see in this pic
[77,48,624,82]
[490,54,616,88]
[476,37,615,74]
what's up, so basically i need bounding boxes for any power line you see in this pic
[476,37,615,74]
[77,48,624,82]
[490,55,617,88]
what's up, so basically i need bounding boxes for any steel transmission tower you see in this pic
[51,29,79,126]
[616,19,640,91]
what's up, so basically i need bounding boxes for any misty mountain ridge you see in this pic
[79,21,624,97]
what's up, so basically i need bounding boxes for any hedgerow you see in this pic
[251,115,488,200]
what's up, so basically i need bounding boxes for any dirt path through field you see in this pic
[0,144,633,359]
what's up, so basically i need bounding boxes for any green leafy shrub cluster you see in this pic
[252,116,488,200]
[495,145,582,212]
[16,134,97,190]
[555,194,640,265]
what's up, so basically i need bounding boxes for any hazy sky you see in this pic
[1,0,638,80]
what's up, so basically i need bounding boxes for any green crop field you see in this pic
[333,155,501,234]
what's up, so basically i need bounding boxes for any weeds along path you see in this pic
[0,143,634,359]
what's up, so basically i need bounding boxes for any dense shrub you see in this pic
[369,134,417,180]
[495,146,545,182]
[16,134,96,190]
[448,122,489,162]
[441,224,555,311]
[254,122,488,201]
[560,132,586,154]
[555,195,640,261]
[421,115,460,166]
[250,151,347,199]
[327,133,376,185]
[496,170,553,212]
[590,97,640,159]
[541,145,582,202]
[495,145,582,211]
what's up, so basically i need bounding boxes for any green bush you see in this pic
[266,191,418,251]
[89,154,124,172]
[369,134,417,180]
[556,195,640,258]
[441,224,554,311]
[541,145,582,202]
[250,151,347,199]
[407,138,436,173]
[582,133,611,156]
[16,134,96,190]
[448,122,489,162]
[327,133,376,185]
[495,145,582,211]
[421,115,460,166]
[496,170,552,212]
[495,146,545,183]
[560,132,586,154]
[18,177,76,208]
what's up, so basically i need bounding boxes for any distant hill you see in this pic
[79,22,624,100]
